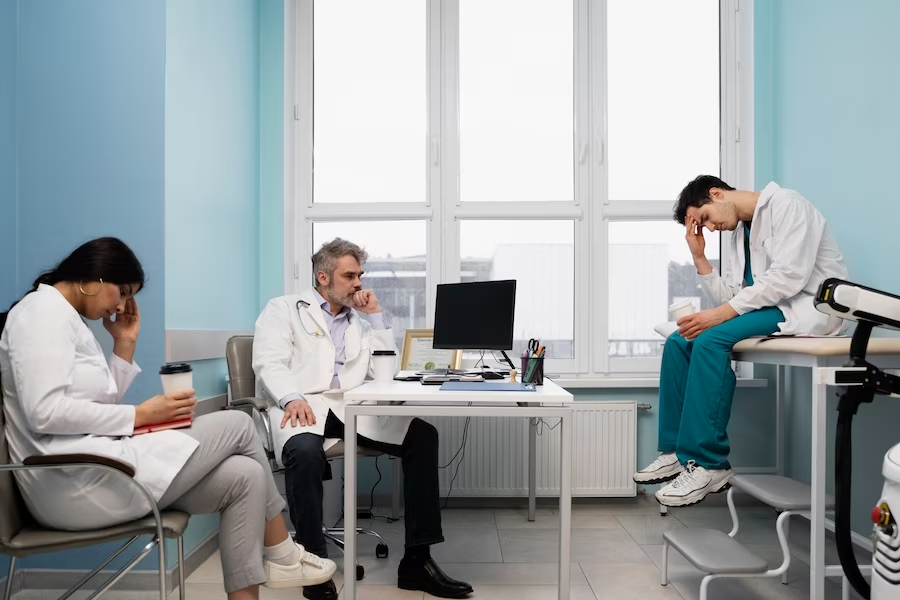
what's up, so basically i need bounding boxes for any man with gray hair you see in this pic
[252,238,472,599]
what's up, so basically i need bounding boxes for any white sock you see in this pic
[264,537,302,566]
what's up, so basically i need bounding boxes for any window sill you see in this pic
[552,377,769,389]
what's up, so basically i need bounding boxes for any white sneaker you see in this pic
[263,544,337,589]
[633,452,683,484]
[655,460,733,507]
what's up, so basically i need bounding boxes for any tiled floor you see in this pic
[14,495,869,599]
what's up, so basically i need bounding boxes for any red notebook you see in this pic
[133,418,193,436]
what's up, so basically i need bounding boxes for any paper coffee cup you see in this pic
[372,350,397,382]
[669,299,695,321]
[160,363,193,395]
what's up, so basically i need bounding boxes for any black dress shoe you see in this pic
[398,557,473,598]
[302,580,338,600]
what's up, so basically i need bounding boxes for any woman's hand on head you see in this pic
[105,297,141,344]
[134,389,196,429]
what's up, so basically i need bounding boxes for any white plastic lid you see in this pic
[669,299,692,311]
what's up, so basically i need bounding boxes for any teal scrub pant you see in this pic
[658,307,784,470]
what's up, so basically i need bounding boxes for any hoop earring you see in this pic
[79,279,103,296]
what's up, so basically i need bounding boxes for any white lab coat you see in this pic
[700,182,849,335]
[0,285,198,530]
[252,289,412,467]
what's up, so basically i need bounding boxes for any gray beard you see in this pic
[326,284,354,309]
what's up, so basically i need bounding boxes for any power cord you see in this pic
[474,350,486,371]
[368,455,404,523]
[332,456,391,528]
[440,417,471,468]
[367,455,382,514]
[440,413,472,510]
[531,417,562,435]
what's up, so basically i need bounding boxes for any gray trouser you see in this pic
[159,410,286,593]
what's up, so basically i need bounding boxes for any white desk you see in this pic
[730,336,900,600]
[341,379,575,600]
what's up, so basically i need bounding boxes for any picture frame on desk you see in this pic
[400,329,462,371]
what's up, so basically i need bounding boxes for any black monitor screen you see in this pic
[433,280,516,350]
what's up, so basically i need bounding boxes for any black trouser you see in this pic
[282,411,444,558]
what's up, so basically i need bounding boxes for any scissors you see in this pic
[527,338,540,356]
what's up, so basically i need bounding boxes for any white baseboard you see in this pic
[165,329,252,362]
[824,517,872,551]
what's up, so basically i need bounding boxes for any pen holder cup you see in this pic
[521,356,545,386]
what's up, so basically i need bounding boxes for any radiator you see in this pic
[424,401,636,497]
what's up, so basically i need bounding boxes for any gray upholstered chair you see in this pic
[224,335,390,581]
[0,372,189,600]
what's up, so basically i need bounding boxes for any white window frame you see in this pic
[284,0,754,378]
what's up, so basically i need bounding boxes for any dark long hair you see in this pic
[0,237,146,333]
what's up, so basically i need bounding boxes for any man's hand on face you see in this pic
[352,290,382,314]
[685,214,707,260]
[281,399,317,428]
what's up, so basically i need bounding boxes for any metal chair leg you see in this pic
[781,516,790,584]
[58,536,142,600]
[4,556,16,600]
[178,537,186,600]
[700,574,713,600]
[660,542,668,586]
[324,531,346,550]
[158,536,167,600]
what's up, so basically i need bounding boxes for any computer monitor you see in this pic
[433,280,516,354]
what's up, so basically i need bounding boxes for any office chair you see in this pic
[224,335,390,581]
[0,371,189,600]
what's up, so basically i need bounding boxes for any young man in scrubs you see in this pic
[633,175,848,507]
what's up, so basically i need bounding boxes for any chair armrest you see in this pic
[231,396,269,412]
[23,454,136,478]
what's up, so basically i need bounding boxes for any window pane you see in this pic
[607,0,719,200]
[460,221,574,359]
[608,222,720,358]
[459,1,573,202]
[312,221,426,350]
[313,1,425,203]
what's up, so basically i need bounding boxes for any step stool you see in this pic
[661,474,835,600]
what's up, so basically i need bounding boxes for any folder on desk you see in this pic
[439,382,536,392]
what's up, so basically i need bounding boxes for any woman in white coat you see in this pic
[0,238,336,600]
[631,176,848,508]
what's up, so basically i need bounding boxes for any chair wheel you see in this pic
[376,543,389,559]
[356,564,365,581]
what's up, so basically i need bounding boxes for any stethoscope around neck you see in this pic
[296,300,324,337]
[297,298,352,338]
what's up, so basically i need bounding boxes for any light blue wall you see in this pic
[16,0,166,410]
[165,0,261,400]
[259,0,285,308]
[0,0,16,310]
[0,0,16,579]
[164,0,264,560]
[755,0,900,535]
[9,0,170,571]
[165,0,261,399]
